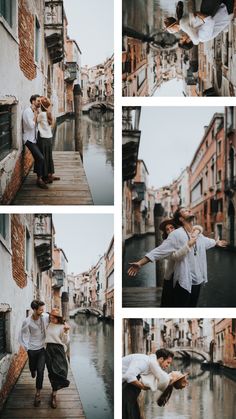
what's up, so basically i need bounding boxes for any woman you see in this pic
[45,308,70,408]
[128,218,201,307]
[37,97,60,184]
[140,370,189,406]
[164,3,233,45]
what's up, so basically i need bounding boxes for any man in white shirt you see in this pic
[122,349,177,419]
[22,95,48,189]
[19,300,49,407]
[128,207,227,307]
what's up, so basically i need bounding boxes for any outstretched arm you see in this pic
[128,256,151,277]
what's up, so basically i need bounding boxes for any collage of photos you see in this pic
[1,1,236,419]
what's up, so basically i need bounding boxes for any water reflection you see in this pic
[70,314,114,419]
[53,112,114,205]
[123,235,236,306]
[144,359,236,418]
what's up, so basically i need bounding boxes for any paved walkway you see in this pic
[13,151,93,205]
[122,287,162,307]
[1,362,85,419]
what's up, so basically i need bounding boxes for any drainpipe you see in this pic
[73,84,83,160]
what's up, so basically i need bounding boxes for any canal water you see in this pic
[144,359,236,419]
[69,314,114,419]
[53,111,114,205]
[123,234,236,307]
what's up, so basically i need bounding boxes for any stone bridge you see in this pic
[173,347,210,362]
[82,100,114,113]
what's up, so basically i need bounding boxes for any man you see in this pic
[22,94,48,189]
[122,349,178,419]
[19,300,49,407]
[128,207,227,307]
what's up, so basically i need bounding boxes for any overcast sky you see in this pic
[64,0,113,66]
[139,106,224,188]
[52,214,113,274]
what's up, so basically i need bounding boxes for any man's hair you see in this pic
[30,94,40,104]
[155,348,174,360]
[178,40,194,50]
[173,207,185,227]
[31,300,45,310]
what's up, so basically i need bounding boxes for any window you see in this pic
[0,0,12,27]
[0,214,10,248]
[35,17,40,63]
[218,141,221,155]
[25,227,31,272]
[0,105,12,161]
[0,312,7,360]
[218,170,222,181]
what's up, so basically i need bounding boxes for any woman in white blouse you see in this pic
[164,3,233,45]
[45,308,70,408]
[37,97,60,184]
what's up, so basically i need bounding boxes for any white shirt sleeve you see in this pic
[23,108,36,130]
[149,358,170,392]
[201,235,216,250]
[123,360,143,383]
[145,232,179,262]
[60,328,70,345]
[180,15,200,45]
[172,243,190,261]
[19,319,30,351]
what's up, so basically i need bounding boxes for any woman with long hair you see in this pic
[37,97,60,184]
[164,3,233,45]
[45,308,70,408]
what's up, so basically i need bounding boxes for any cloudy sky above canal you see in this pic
[139,106,224,188]
[52,214,113,273]
[64,0,114,66]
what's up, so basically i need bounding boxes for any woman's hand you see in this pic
[64,323,70,333]
[187,236,197,248]
[127,262,141,277]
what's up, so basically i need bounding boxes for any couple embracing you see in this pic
[22,95,60,189]
[19,300,70,409]
[128,207,227,307]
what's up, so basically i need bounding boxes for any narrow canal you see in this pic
[53,111,114,205]
[123,234,236,307]
[144,359,236,418]
[69,314,114,419]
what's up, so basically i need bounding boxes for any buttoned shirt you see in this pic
[122,353,170,392]
[19,313,49,351]
[145,227,216,293]
[22,106,37,144]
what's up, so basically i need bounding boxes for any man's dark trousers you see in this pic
[27,348,46,390]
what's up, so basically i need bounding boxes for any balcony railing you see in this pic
[52,269,65,288]
[34,214,52,272]
[64,62,78,82]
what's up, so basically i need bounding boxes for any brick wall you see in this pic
[18,0,36,80]
[11,215,27,288]
[0,347,27,410]
[1,148,33,204]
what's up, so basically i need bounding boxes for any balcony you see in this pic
[143,321,150,334]
[216,180,222,192]
[64,62,78,82]
[52,269,65,288]
[133,182,146,202]
[225,176,236,193]
[34,214,52,272]
[44,1,64,64]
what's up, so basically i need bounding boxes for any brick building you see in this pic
[214,319,236,368]
[105,237,114,319]
[224,106,236,247]
[0,214,53,409]
[189,113,225,238]
[122,36,148,97]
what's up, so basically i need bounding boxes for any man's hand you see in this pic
[127,262,141,277]
[216,238,227,247]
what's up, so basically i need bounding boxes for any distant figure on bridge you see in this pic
[19,300,49,407]
[164,2,233,46]
[122,349,188,418]
[128,207,227,307]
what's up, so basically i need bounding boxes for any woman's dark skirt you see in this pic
[122,382,141,419]
[160,274,174,307]
[37,136,54,178]
[46,343,70,391]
